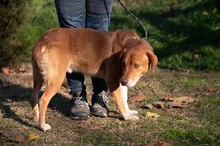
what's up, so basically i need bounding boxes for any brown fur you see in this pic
[30,28,158,131]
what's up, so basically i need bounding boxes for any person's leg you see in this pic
[55,0,90,120]
[55,0,85,28]
[85,0,113,30]
[86,0,113,117]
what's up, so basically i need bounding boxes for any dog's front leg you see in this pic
[110,84,139,120]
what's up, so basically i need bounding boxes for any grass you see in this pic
[0,66,220,145]
[0,0,220,145]
[111,0,220,72]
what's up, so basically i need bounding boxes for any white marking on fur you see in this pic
[38,46,51,81]
[41,46,47,54]
[127,79,139,87]
[120,84,129,111]
[132,36,138,40]
[120,84,139,120]
[39,123,51,132]
[66,65,80,73]
[66,67,73,73]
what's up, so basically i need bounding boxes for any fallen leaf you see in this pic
[0,132,38,143]
[142,103,154,109]
[23,134,38,142]
[152,101,165,109]
[128,95,147,103]
[160,96,173,101]
[147,140,172,146]
[166,102,187,108]
[173,96,193,104]
[18,68,26,73]
[5,133,38,143]
[146,112,160,118]
[142,101,164,109]
[207,88,216,93]
[1,67,15,74]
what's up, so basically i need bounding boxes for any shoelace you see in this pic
[74,96,88,108]
[99,94,109,110]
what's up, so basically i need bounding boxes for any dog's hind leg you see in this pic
[38,72,65,132]
[30,64,44,123]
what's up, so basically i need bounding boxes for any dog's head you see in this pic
[120,37,158,87]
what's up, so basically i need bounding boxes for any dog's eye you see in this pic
[134,64,139,68]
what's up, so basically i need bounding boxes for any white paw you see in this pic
[123,111,139,121]
[129,110,138,115]
[39,123,51,132]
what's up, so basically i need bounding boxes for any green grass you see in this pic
[112,0,220,72]
[0,69,220,145]
[0,0,220,145]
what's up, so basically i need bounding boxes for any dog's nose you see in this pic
[121,79,128,86]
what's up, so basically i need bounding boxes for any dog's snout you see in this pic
[121,79,128,86]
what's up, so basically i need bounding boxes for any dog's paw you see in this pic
[39,123,51,132]
[129,110,138,115]
[123,111,139,121]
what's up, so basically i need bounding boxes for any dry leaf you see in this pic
[18,68,26,73]
[5,133,38,143]
[147,140,172,146]
[0,132,38,143]
[23,134,38,142]
[160,96,173,101]
[146,112,160,118]
[207,88,216,93]
[166,102,187,108]
[173,96,193,104]
[1,67,15,74]
[128,95,147,103]
[142,103,154,109]
[142,101,164,109]
[152,101,165,109]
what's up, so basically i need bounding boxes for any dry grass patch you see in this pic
[0,65,220,145]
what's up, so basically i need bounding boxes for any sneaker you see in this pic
[91,91,110,117]
[70,90,90,120]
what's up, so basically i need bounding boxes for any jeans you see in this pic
[54,0,113,95]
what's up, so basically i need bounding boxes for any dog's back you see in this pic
[32,28,115,79]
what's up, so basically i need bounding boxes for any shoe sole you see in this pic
[70,115,89,120]
[91,111,107,117]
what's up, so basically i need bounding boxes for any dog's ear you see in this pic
[147,51,158,73]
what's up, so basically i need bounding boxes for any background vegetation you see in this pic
[0,0,220,72]
[0,0,29,67]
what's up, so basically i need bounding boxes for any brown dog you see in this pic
[31,28,158,131]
